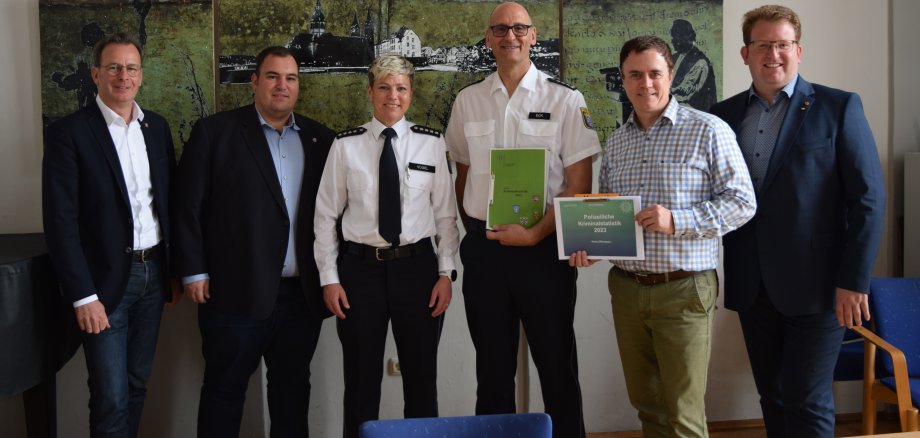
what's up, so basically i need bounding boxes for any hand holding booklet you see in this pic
[553,195,645,260]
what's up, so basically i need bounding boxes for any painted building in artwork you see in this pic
[286,0,375,67]
[375,26,422,58]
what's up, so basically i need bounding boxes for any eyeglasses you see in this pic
[746,40,798,53]
[489,24,533,37]
[101,63,141,77]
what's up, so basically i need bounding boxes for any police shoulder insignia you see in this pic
[336,127,366,139]
[458,78,486,92]
[410,125,442,137]
[548,77,576,90]
[580,107,596,130]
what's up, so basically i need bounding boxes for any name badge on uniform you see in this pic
[529,112,551,120]
[408,162,435,173]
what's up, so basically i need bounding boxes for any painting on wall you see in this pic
[217,0,560,132]
[563,0,723,144]
[39,0,215,152]
[37,0,721,149]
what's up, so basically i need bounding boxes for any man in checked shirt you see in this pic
[570,35,755,438]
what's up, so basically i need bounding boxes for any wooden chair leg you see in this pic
[863,398,877,435]
[908,407,918,431]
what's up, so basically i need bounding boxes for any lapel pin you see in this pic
[800,101,810,111]
[312,137,317,142]
[143,122,149,128]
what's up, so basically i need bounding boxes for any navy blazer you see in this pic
[43,103,176,311]
[173,105,335,320]
[710,77,885,316]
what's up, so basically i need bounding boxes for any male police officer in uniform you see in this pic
[444,3,601,437]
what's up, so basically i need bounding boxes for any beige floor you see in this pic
[587,413,902,438]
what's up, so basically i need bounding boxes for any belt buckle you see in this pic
[375,247,395,261]
[630,271,653,285]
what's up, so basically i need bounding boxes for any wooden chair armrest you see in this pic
[852,325,916,431]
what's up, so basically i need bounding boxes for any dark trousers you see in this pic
[738,288,845,438]
[82,258,165,438]
[459,221,585,438]
[336,249,443,438]
[197,277,323,438]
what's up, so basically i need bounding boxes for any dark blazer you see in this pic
[173,104,334,320]
[42,103,175,311]
[710,77,885,316]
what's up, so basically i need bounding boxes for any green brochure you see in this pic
[553,196,645,260]
[487,148,549,229]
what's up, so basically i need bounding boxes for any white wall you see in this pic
[893,0,920,275]
[0,0,912,436]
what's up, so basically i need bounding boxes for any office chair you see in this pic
[853,277,920,433]
[359,412,552,438]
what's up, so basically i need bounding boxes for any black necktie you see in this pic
[379,127,401,246]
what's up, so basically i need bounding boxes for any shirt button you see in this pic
[758,130,763,134]
[282,154,286,158]
[755,153,760,157]
[283,176,288,181]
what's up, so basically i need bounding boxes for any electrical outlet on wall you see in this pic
[387,358,401,376]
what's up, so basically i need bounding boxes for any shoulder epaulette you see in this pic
[336,127,366,139]
[410,125,442,138]
[548,77,577,91]
[458,78,486,93]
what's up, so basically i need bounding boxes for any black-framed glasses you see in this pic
[101,63,141,77]
[746,40,798,53]
[489,24,533,37]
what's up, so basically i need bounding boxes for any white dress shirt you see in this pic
[445,63,602,220]
[314,117,459,286]
[76,96,160,307]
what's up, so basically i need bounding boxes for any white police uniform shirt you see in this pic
[445,63,602,221]
[314,117,459,286]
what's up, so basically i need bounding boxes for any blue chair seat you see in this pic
[880,377,920,410]
[359,413,552,438]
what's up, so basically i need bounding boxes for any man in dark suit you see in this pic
[709,5,885,437]
[173,46,335,437]
[43,32,176,437]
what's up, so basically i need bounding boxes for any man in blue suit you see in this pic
[43,33,176,437]
[709,5,885,437]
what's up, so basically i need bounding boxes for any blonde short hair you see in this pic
[368,54,415,87]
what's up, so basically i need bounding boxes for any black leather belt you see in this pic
[344,239,433,261]
[614,267,701,286]
[131,244,162,263]
[467,219,488,233]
